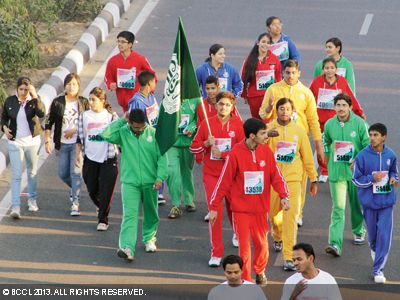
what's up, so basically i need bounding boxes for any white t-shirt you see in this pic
[61,100,78,144]
[281,270,342,300]
[82,109,111,163]
[208,280,267,300]
[11,102,41,147]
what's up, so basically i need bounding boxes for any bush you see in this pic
[60,0,103,22]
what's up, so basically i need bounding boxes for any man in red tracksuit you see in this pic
[209,118,289,285]
[190,91,245,267]
[104,31,156,112]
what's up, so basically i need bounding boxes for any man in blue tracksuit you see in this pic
[352,123,398,284]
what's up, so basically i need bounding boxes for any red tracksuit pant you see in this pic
[203,174,233,258]
[247,96,263,120]
[319,122,328,176]
[233,212,269,281]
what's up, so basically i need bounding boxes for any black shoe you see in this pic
[272,240,282,252]
[325,244,340,257]
[185,204,196,212]
[283,260,296,271]
[255,273,267,285]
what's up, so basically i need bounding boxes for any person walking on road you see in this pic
[76,87,119,231]
[209,118,289,285]
[104,31,156,112]
[45,73,89,216]
[196,44,243,98]
[1,77,45,219]
[190,91,245,267]
[100,109,167,261]
[352,123,398,283]
[241,32,281,119]
[323,93,369,257]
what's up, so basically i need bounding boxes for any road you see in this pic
[0,0,399,299]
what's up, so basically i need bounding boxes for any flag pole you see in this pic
[199,97,212,136]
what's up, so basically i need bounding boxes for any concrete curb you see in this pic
[0,0,133,175]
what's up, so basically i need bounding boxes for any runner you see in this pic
[352,123,398,283]
[313,37,356,94]
[209,118,289,285]
[76,87,119,231]
[266,16,300,70]
[259,59,323,228]
[241,32,281,119]
[45,73,89,216]
[190,91,245,266]
[310,57,366,183]
[99,108,167,260]
[323,93,368,257]
[196,44,243,98]
[104,31,156,112]
[267,98,318,271]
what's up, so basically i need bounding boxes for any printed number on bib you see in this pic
[256,70,275,91]
[333,141,354,163]
[146,103,159,126]
[270,41,289,61]
[178,114,190,135]
[244,171,264,195]
[336,68,346,78]
[317,88,341,110]
[372,171,392,194]
[211,138,231,160]
[275,141,297,164]
[117,68,136,89]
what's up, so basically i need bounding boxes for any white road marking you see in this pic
[359,13,374,35]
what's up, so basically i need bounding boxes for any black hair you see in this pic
[205,44,224,62]
[333,93,352,106]
[216,91,236,106]
[266,16,281,28]
[138,70,155,87]
[369,123,387,136]
[326,37,342,55]
[89,87,113,113]
[242,32,272,86]
[275,97,294,111]
[322,57,337,69]
[293,243,316,261]
[17,77,31,88]
[283,59,300,70]
[205,75,219,86]
[64,73,81,97]
[117,31,135,44]
[222,255,243,270]
[129,108,146,124]
[244,118,266,138]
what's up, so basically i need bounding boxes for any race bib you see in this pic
[372,171,392,194]
[270,41,289,61]
[244,171,264,195]
[210,138,231,160]
[218,77,228,91]
[333,141,354,163]
[87,122,107,142]
[336,68,346,78]
[145,103,159,126]
[256,70,275,90]
[317,88,341,110]
[275,141,297,164]
[178,114,190,135]
[117,68,136,89]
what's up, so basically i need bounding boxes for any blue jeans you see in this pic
[56,143,82,201]
[8,142,40,208]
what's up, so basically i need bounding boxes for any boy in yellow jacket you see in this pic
[260,59,322,227]
[267,98,318,271]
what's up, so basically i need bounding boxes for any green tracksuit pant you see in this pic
[328,180,366,253]
[119,183,158,256]
[166,146,195,206]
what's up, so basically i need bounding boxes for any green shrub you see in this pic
[60,0,103,22]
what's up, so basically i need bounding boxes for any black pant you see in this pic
[82,156,118,224]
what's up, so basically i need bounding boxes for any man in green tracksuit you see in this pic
[323,93,369,257]
[100,109,167,261]
[167,97,200,219]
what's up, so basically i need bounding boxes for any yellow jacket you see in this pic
[259,80,322,141]
[267,119,318,182]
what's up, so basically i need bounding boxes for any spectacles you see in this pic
[117,39,129,44]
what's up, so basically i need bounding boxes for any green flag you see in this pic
[156,17,201,155]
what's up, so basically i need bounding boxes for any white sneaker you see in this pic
[297,217,303,227]
[10,207,21,219]
[374,272,386,283]
[318,175,328,183]
[97,223,109,231]
[204,212,210,222]
[70,201,80,216]
[371,250,376,261]
[145,241,157,253]
[117,247,134,262]
[208,256,222,267]
[232,234,238,248]
[28,198,39,212]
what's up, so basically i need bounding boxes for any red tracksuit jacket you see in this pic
[197,98,241,126]
[104,51,156,112]
[190,115,245,177]
[210,142,289,214]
